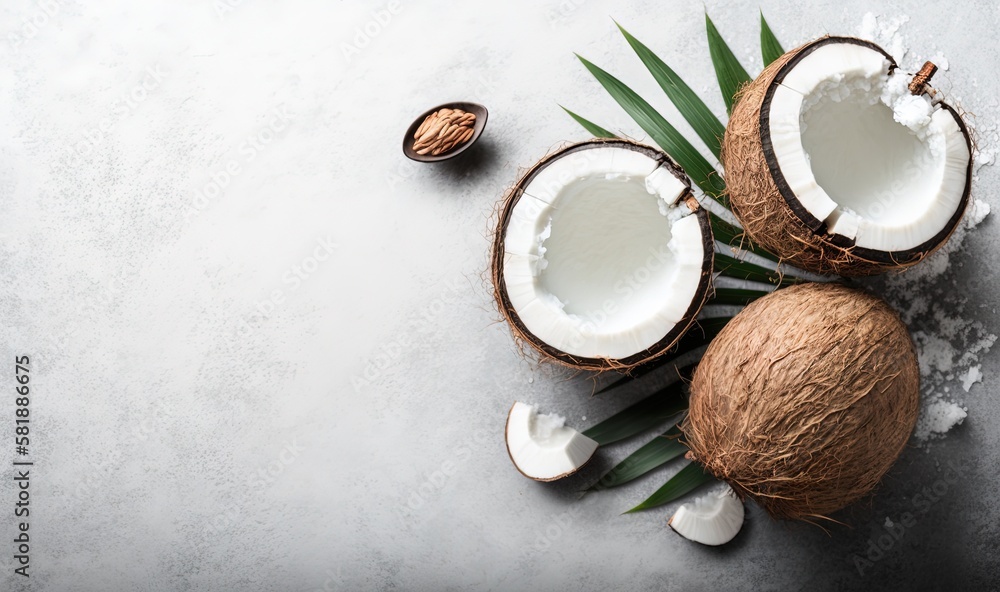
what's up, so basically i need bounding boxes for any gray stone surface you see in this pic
[0,1,997,590]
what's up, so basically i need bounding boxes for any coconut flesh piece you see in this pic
[505,401,598,482]
[668,485,745,546]
[495,140,713,370]
[767,40,969,253]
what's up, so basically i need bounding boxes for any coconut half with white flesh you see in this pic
[491,139,714,371]
[668,485,745,546]
[505,401,598,481]
[724,36,972,276]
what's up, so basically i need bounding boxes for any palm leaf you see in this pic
[596,317,729,394]
[561,105,618,138]
[760,12,785,67]
[625,461,715,512]
[582,366,692,446]
[709,213,779,263]
[714,252,798,287]
[705,12,751,114]
[616,23,725,159]
[588,426,686,491]
[711,287,770,306]
[576,54,728,203]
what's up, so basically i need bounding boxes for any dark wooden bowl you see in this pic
[402,101,488,162]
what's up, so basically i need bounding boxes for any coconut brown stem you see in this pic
[909,61,938,95]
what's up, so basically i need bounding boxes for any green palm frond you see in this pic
[560,105,618,138]
[760,11,785,66]
[625,462,715,513]
[582,366,692,446]
[616,23,725,159]
[705,12,751,114]
[576,54,728,203]
[588,426,686,491]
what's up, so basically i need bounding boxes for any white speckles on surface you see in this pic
[915,399,968,441]
[961,365,983,392]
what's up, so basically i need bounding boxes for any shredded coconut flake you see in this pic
[879,72,934,133]
[915,399,968,441]
[532,409,567,441]
[960,366,983,393]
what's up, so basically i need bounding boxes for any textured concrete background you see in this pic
[0,1,997,590]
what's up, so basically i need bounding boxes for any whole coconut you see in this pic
[682,283,919,521]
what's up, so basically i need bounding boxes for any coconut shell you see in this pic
[682,282,919,521]
[722,36,972,276]
[490,138,714,372]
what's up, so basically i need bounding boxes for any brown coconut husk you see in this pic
[490,138,714,372]
[722,36,973,277]
[681,282,920,522]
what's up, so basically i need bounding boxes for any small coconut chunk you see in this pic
[668,485,745,546]
[505,402,598,482]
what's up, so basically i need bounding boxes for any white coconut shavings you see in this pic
[915,399,968,441]
[644,167,692,222]
[860,12,956,134]
[531,409,567,442]
[928,53,950,71]
[973,114,999,176]
[658,200,690,223]
[533,219,552,275]
[859,13,910,63]
[961,366,983,392]
[903,304,995,442]
[799,76,875,139]
[859,14,996,443]
[880,73,934,132]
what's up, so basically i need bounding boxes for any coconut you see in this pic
[668,484,745,546]
[681,282,919,521]
[723,37,972,276]
[491,139,714,372]
[505,401,598,482]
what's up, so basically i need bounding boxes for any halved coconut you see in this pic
[491,139,714,371]
[505,401,598,482]
[724,37,972,276]
[668,485,745,546]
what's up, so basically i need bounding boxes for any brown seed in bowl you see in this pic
[412,108,477,156]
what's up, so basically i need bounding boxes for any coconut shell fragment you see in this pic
[682,282,920,521]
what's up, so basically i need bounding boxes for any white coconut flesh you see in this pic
[502,146,706,360]
[668,485,745,546]
[766,41,970,252]
[505,402,598,481]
